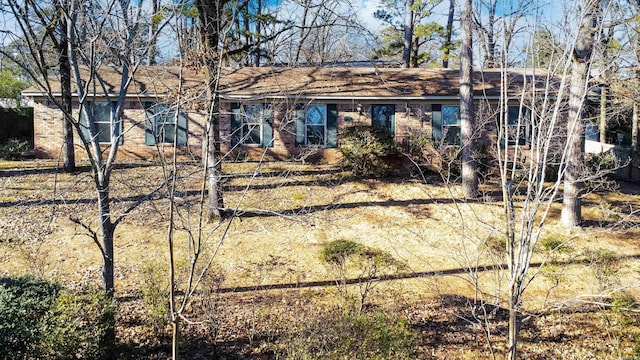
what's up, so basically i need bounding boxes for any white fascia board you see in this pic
[220,95,503,101]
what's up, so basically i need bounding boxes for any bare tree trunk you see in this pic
[60,43,75,172]
[599,84,607,143]
[507,282,519,360]
[149,0,159,65]
[196,0,226,221]
[253,0,262,66]
[59,0,75,172]
[411,37,420,68]
[460,0,478,198]
[402,0,413,68]
[206,94,225,220]
[294,0,310,65]
[97,178,116,359]
[633,102,638,151]
[561,0,598,229]
[443,0,455,68]
[486,2,496,68]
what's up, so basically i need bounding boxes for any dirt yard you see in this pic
[1,160,639,359]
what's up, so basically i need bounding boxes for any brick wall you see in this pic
[33,98,498,163]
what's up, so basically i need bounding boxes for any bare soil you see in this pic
[1,160,640,359]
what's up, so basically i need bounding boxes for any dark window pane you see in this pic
[372,104,394,132]
[243,124,261,144]
[443,126,460,145]
[96,121,112,143]
[442,106,460,126]
[307,125,324,145]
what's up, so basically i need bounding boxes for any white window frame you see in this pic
[82,101,120,144]
[504,105,530,146]
[241,104,264,145]
[153,103,178,144]
[305,104,327,146]
[442,105,461,145]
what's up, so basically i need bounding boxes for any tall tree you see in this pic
[631,0,640,150]
[460,0,477,198]
[561,0,601,228]
[1,1,173,355]
[402,0,414,67]
[473,0,534,67]
[374,0,445,67]
[287,0,365,65]
[442,0,455,68]
[195,0,227,221]
[19,0,76,172]
[149,0,159,65]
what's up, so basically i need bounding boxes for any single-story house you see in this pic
[22,66,546,162]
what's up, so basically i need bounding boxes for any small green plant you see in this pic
[484,235,506,256]
[633,333,640,358]
[0,138,32,160]
[40,286,115,359]
[540,237,564,252]
[611,292,637,312]
[275,307,417,359]
[140,260,170,337]
[539,237,573,263]
[339,125,397,177]
[585,248,622,292]
[320,240,406,312]
[0,276,115,359]
[0,276,60,358]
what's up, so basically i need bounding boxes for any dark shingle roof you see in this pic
[22,66,549,100]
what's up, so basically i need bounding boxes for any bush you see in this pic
[585,248,621,292]
[0,276,114,359]
[0,138,32,160]
[275,308,417,360]
[140,260,169,337]
[339,126,397,177]
[320,240,406,312]
[0,276,60,358]
[40,287,115,359]
[583,152,620,192]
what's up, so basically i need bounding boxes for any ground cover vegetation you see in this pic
[1,160,639,359]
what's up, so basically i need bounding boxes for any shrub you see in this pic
[275,308,417,360]
[0,276,60,358]
[320,240,406,312]
[339,125,397,177]
[585,248,621,292]
[140,260,169,337]
[40,287,115,359]
[610,292,637,312]
[0,276,114,359]
[0,138,32,160]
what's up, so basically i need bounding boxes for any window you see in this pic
[230,103,273,147]
[295,103,337,147]
[442,105,461,145]
[80,101,120,144]
[306,104,327,146]
[432,104,461,146]
[371,104,395,136]
[144,103,187,146]
[501,105,530,146]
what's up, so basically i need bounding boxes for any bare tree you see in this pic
[402,0,414,68]
[1,0,173,355]
[473,0,534,68]
[561,0,601,229]
[460,0,477,198]
[149,0,159,65]
[443,0,455,68]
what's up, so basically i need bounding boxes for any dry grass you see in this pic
[1,160,640,359]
